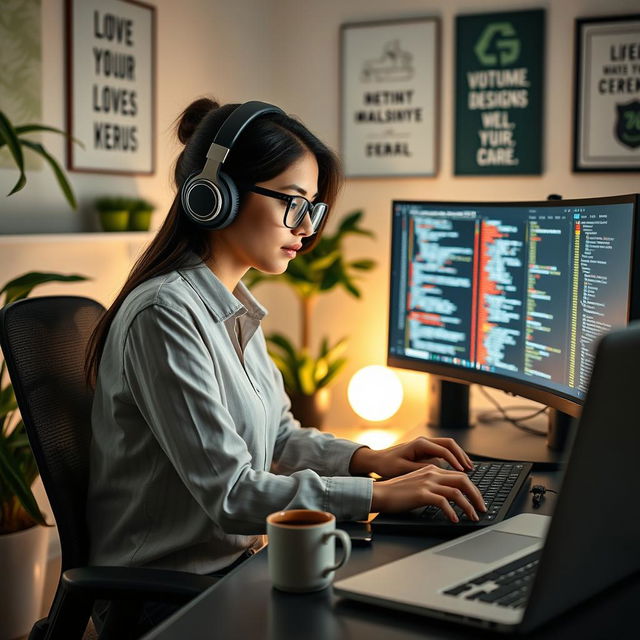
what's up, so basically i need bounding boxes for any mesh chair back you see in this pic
[0,296,105,571]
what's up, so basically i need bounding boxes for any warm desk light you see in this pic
[348,366,403,449]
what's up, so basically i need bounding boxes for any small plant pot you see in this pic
[289,388,331,429]
[0,524,49,639]
[99,210,129,232]
[128,209,152,231]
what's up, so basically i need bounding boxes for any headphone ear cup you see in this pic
[181,171,223,227]
[209,171,240,230]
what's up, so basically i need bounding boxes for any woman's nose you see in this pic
[294,211,314,236]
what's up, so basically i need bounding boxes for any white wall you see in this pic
[261,0,640,433]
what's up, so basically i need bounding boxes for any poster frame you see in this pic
[340,17,440,178]
[573,14,640,173]
[65,0,156,175]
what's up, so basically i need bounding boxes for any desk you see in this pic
[141,471,640,640]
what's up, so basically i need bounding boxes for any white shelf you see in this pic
[0,232,154,244]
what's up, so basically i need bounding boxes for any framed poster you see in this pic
[340,18,439,177]
[455,9,544,175]
[574,15,640,172]
[65,0,155,174]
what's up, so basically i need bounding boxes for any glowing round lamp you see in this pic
[347,365,403,422]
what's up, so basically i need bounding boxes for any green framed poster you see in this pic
[455,9,545,175]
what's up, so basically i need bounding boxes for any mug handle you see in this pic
[321,529,352,576]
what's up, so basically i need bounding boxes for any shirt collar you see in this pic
[177,255,267,323]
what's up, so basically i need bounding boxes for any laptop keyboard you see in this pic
[443,549,541,608]
[415,462,528,522]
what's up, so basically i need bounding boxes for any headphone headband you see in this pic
[181,100,286,229]
[214,100,285,149]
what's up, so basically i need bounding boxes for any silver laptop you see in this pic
[335,323,640,633]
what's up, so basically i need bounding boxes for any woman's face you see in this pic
[209,151,319,288]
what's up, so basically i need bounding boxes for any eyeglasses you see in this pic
[240,184,328,232]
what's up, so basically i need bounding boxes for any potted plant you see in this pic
[0,272,89,639]
[94,196,132,232]
[0,109,80,209]
[128,197,155,231]
[244,210,376,427]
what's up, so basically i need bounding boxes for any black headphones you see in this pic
[180,101,285,229]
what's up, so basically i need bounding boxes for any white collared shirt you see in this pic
[87,257,372,574]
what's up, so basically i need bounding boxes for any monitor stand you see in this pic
[423,378,570,469]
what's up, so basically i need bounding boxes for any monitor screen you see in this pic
[388,195,640,416]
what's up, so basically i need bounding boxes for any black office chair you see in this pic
[0,296,216,640]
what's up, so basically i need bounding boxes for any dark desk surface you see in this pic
[142,472,640,640]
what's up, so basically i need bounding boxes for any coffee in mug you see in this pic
[266,509,352,593]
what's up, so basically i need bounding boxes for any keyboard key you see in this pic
[443,583,473,596]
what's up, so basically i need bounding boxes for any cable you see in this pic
[530,484,558,508]
[476,386,548,437]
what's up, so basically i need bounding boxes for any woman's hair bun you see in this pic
[176,97,220,145]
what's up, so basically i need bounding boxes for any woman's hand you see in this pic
[349,437,474,478]
[370,465,486,522]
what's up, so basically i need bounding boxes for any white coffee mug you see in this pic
[266,509,352,593]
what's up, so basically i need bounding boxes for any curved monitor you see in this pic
[387,194,640,417]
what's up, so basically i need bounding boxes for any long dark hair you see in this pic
[85,97,342,387]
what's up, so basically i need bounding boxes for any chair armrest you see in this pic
[42,566,217,640]
[62,565,217,602]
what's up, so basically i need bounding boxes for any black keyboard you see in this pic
[416,462,529,523]
[372,460,532,535]
[443,549,541,608]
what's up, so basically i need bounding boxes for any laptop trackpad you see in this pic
[435,531,540,564]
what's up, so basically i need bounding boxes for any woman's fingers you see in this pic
[414,440,465,471]
[429,437,474,469]
[427,494,460,523]
[439,473,486,512]
[431,485,480,522]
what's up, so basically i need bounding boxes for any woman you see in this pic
[85,98,485,580]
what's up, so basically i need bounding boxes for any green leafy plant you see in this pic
[0,272,89,534]
[0,110,82,210]
[244,210,376,395]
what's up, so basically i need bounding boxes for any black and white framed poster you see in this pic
[340,18,439,177]
[574,15,640,172]
[455,9,544,175]
[65,0,155,174]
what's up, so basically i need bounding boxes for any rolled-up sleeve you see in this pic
[123,303,372,533]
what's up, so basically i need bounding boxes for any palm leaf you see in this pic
[298,352,316,395]
[0,110,26,195]
[324,337,348,362]
[313,356,329,383]
[20,139,78,209]
[318,259,344,291]
[267,333,300,368]
[318,336,329,358]
[0,437,46,526]
[0,384,18,422]
[13,124,84,149]
[306,251,341,273]
[1,272,88,305]
[341,278,361,298]
[5,423,29,450]
[268,353,300,393]
[316,357,348,388]
[349,259,376,271]
[337,210,363,232]
[284,257,313,283]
